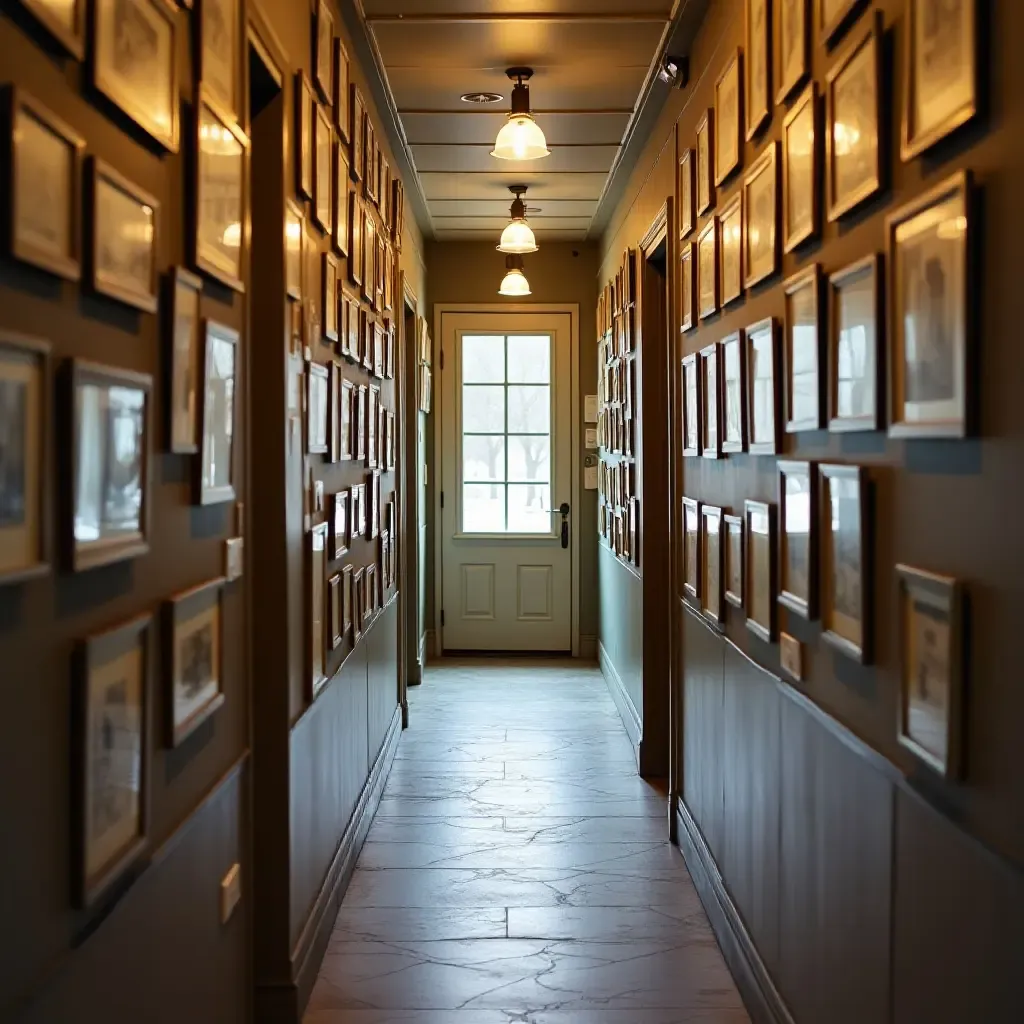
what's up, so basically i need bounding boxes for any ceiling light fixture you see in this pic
[497,186,538,254]
[498,254,532,297]
[491,68,550,161]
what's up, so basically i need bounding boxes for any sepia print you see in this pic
[715,51,742,186]
[698,219,718,319]
[285,199,303,300]
[19,0,86,58]
[743,143,778,289]
[696,110,714,215]
[295,73,314,200]
[313,104,333,234]
[314,0,334,102]
[746,0,770,139]
[167,268,201,453]
[198,0,239,122]
[166,579,223,745]
[720,194,743,306]
[678,148,694,238]
[778,0,810,102]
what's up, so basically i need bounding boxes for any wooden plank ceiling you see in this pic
[359,0,677,242]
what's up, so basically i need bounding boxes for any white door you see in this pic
[440,313,573,651]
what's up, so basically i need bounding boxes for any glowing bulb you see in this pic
[497,218,538,254]
[221,221,241,248]
[499,266,532,296]
[492,114,549,161]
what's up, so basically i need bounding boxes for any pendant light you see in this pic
[497,186,538,254]
[498,254,532,297]
[491,68,550,161]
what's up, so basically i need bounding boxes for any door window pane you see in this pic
[463,435,505,482]
[507,385,550,433]
[506,335,550,383]
[508,484,550,533]
[463,484,505,533]
[462,335,504,382]
[462,385,505,432]
[507,436,549,482]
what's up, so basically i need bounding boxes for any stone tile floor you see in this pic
[305,659,748,1024]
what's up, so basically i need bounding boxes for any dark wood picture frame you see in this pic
[696,109,715,215]
[701,503,725,628]
[195,0,242,126]
[777,459,818,618]
[718,190,744,307]
[308,521,329,700]
[723,512,744,608]
[331,488,349,559]
[164,266,203,454]
[333,35,350,142]
[742,141,779,290]
[714,48,744,187]
[681,353,701,457]
[818,0,869,49]
[19,0,86,57]
[697,217,719,320]
[745,0,772,141]
[776,0,810,103]
[312,103,333,234]
[295,71,314,200]
[333,140,350,257]
[313,0,334,103]
[782,81,820,253]
[744,498,777,642]
[678,146,695,239]
[195,319,238,505]
[349,84,365,183]
[744,316,780,454]
[306,361,329,455]
[680,242,696,333]
[321,252,339,343]
[349,192,363,287]
[682,496,701,606]
[699,343,721,459]
[719,330,747,454]
[285,198,304,300]
[783,263,826,433]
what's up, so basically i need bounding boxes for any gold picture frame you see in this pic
[680,242,696,333]
[777,0,810,103]
[678,147,695,238]
[695,109,715,215]
[782,82,819,253]
[719,191,743,306]
[742,142,779,290]
[714,49,744,186]
[697,217,718,320]
[745,0,771,140]
[19,0,86,57]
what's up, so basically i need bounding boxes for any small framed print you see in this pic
[349,193,364,287]
[367,384,379,469]
[826,12,883,221]
[744,499,777,643]
[681,354,701,457]
[18,0,86,57]
[334,37,350,141]
[699,343,721,459]
[783,83,819,252]
[163,577,225,747]
[370,468,381,540]
[350,85,365,183]
[678,147,695,238]
[92,0,179,152]
[313,104,333,234]
[341,564,353,637]
[719,192,743,306]
[682,497,701,605]
[374,321,386,380]
[285,199,304,300]
[362,308,374,372]
[777,0,811,103]
[346,295,361,362]
[72,613,151,908]
[164,267,202,454]
[327,362,342,462]
[314,0,334,102]
[352,566,363,642]
[742,142,778,290]
[828,255,883,433]
[352,482,366,538]
[696,110,715,215]
[308,521,329,700]
[745,0,771,140]
[339,377,353,459]
[194,90,248,292]
[701,504,724,628]
[363,118,376,202]
[886,171,972,439]
[331,489,349,559]
[0,332,49,584]
[362,211,376,305]
[777,459,817,618]
[697,218,718,320]
[783,264,825,433]
[719,331,746,454]
[321,253,339,343]
[196,321,238,505]
[295,72,314,200]
[896,564,965,779]
[818,0,868,48]
[714,50,743,187]
[902,0,977,160]
[333,142,350,256]
[723,513,744,608]
[780,632,804,682]
[5,88,84,281]
[365,563,377,618]
[680,243,696,333]
[819,463,870,662]
[88,159,159,313]
[197,0,241,125]
[745,317,779,454]
[306,361,329,455]
[328,573,343,650]
[354,385,366,461]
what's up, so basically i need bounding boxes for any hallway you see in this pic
[305,660,747,1023]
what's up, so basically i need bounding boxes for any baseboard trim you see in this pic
[579,633,598,660]
[674,797,794,1024]
[289,704,402,1014]
[598,639,641,755]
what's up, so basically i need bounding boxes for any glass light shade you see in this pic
[491,114,550,161]
[497,218,538,254]
[499,267,532,297]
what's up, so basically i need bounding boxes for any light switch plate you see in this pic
[220,863,241,924]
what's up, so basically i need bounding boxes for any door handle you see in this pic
[547,502,570,549]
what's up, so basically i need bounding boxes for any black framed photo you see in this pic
[719,331,746,454]
[778,459,817,618]
[682,496,701,606]
[742,141,779,290]
[196,320,238,505]
[164,267,203,454]
[783,263,825,433]
[715,49,743,186]
[699,343,720,459]
[745,317,779,454]
[782,82,819,253]
[744,499,776,642]
[723,512,744,609]
[701,504,724,628]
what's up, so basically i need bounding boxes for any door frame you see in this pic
[432,303,581,657]
[398,274,418,722]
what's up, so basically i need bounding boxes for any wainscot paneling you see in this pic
[598,544,644,750]
[366,599,400,765]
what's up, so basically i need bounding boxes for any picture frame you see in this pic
[92,0,179,152]
[313,104,333,234]
[342,564,353,638]
[308,521,329,700]
[678,147,695,239]
[719,331,746,454]
[328,573,343,649]
[744,499,776,642]
[333,36,350,141]
[820,463,871,662]
[295,72,314,201]
[896,564,965,779]
[66,360,151,572]
[331,489,349,559]
[350,85,365,183]
[745,317,779,454]
[4,87,84,281]
[72,612,151,908]
[715,49,743,187]
[333,141,350,256]
[327,362,341,462]
[193,89,249,292]
[745,0,771,140]
[87,158,159,313]
[306,361,329,455]
[818,0,868,49]
[314,0,334,103]
[354,384,366,461]
[362,308,374,372]
[681,353,701,457]
[351,566,363,643]
[370,468,381,540]
[682,496,701,605]
[828,254,883,433]
[777,0,811,103]
[18,0,86,58]
[0,331,50,584]
[718,191,743,307]
[349,192,363,287]
[697,217,719,320]
[321,253,339,343]
[826,12,883,221]
[885,170,972,439]
[742,142,779,290]
[699,343,721,459]
[367,384,379,469]
[902,0,977,160]
[777,460,817,618]
[163,576,225,747]
[782,82,819,253]
[339,377,353,459]
[695,109,715,215]
[723,512,744,608]
[346,295,361,361]
[701,504,724,628]
[285,199,304,300]
[680,242,696,333]
[363,117,376,203]
[194,320,238,506]
[362,210,376,304]
[365,563,377,619]
[783,263,826,433]
[164,267,202,454]
[352,481,366,538]
[196,0,240,125]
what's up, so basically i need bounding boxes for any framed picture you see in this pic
[782,82,819,252]
[197,0,240,124]
[700,343,720,459]
[308,521,328,699]
[66,360,150,571]
[349,193,363,287]
[18,0,85,57]
[362,211,376,305]
[295,72,314,201]
[362,308,374,371]
[331,489,349,559]
[341,564,353,637]
[828,254,883,432]
[681,353,701,457]
[354,384,366,461]
[819,0,868,48]
[346,295,360,361]
[902,0,977,160]
[719,192,743,306]
[321,253,339,343]
[350,85,365,183]
[719,331,746,453]
[742,142,778,290]
[778,460,817,618]
[826,12,883,221]
[313,104,332,234]
[744,499,776,642]
[373,321,385,378]
[307,361,329,455]
[886,171,972,438]
[5,87,84,281]
[363,118,376,201]
[195,320,238,506]
[745,0,771,140]
[0,332,49,584]
[715,50,743,186]
[820,463,870,662]
[701,504,724,628]
[72,613,151,908]
[92,0,179,152]
[366,384,379,468]
[370,468,381,540]
[696,109,715,215]
[678,147,694,238]
[87,159,159,313]
[723,512,744,608]
[333,141,350,256]
[697,217,718,320]
[777,0,811,103]
[327,362,341,462]
[164,267,202,454]
[163,577,224,747]
[365,563,377,617]
[896,564,965,778]
[682,496,701,605]
[339,377,353,459]
[351,566,363,642]
[680,242,696,333]
[285,199,303,300]
[194,90,248,292]
[334,37,350,140]
[745,317,779,454]
[783,264,825,433]
[352,481,366,537]
[327,573,343,649]
[314,0,334,102]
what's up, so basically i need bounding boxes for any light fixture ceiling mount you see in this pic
[491,68,550,161]
[498,253,532,297]
[497,185,538,254]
